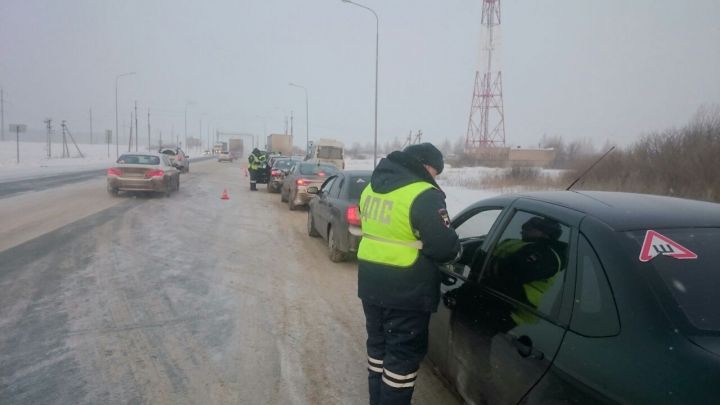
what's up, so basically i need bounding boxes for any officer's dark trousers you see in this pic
[362,301,431,405]
[249,168,257,190]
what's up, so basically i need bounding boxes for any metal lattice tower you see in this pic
[465,0,506,150]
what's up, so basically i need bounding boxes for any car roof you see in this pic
[341,170,373,177]
[468,191,720,231]
[120,152,164,158]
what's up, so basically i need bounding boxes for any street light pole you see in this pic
[342,0,379,168]
[289,83,309,156]
[115,72,136,159]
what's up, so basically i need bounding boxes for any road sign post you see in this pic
[10,124,26,164]
[105,130,112,158]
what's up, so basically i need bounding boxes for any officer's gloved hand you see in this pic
[440,244,463,266]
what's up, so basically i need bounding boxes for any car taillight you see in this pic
[145,169,164,178]
[107,167,122,176]
[346,205,361,226]
[297,179,309,186]
[317,172,325,177]
[271,169,281,177]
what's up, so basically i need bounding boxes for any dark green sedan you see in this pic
[428,191,720,404]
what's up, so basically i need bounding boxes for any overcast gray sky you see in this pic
[1,0,719,149]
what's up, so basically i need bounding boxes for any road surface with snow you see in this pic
[0,159,467,405]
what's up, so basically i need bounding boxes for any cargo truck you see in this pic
[266,134,293,156]
[306,139,344,170]
[228,139,244,158]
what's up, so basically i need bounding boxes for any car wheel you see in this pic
[328,227,346,262]
[107,187,119,197]
[164,180,172,197]
[288,190,297,211]
[176,177,180,191]
[281,188,288,202]
[307,211,320,237]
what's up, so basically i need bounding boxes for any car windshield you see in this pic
[298,163,338,176]
[348,176,371,199]
[625,228,720,332]
[117,155,160,165]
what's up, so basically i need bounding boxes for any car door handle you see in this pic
[511,335,545,360]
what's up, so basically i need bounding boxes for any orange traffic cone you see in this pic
[221,188,230,200]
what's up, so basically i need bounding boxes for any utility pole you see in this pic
[128,112,133,152]
[61,120,70,157]
[61,121,84,158]
[290,111,294,148]
[147,108,151,151]
[44,118,53,158]
[1,88,5,142]
[134,101,138,152]
[89,108,93,144]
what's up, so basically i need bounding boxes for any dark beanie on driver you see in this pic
[403,143,444,174]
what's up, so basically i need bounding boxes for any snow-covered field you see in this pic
[345,158,501,216]
[0,141,207,181]
[1,142,560,216]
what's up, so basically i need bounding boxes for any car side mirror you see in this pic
[307,186,319,194]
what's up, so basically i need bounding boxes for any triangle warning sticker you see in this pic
[639,230,698,262]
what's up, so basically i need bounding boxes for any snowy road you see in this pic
[0,159,462,405]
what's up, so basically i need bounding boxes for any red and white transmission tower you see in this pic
[465,0,506,150]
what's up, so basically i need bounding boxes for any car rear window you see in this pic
[626,228,720,332]
[118,155,160,165]
[273,159,294,169]
[348,176,371,199]
[298,163,338,176]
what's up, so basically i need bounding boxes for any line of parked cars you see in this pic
[265,156,372,262]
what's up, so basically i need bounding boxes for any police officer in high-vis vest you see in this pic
[357,143,461,405]
[247,148,267,191]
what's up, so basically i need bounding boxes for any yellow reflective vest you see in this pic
[493,239,562,325]
[357,181,435,267]
[249,153,267,170]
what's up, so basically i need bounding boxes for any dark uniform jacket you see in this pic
[358,151,461,313]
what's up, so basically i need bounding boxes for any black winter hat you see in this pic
[403,143,444,174]
[523,216,562,240]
